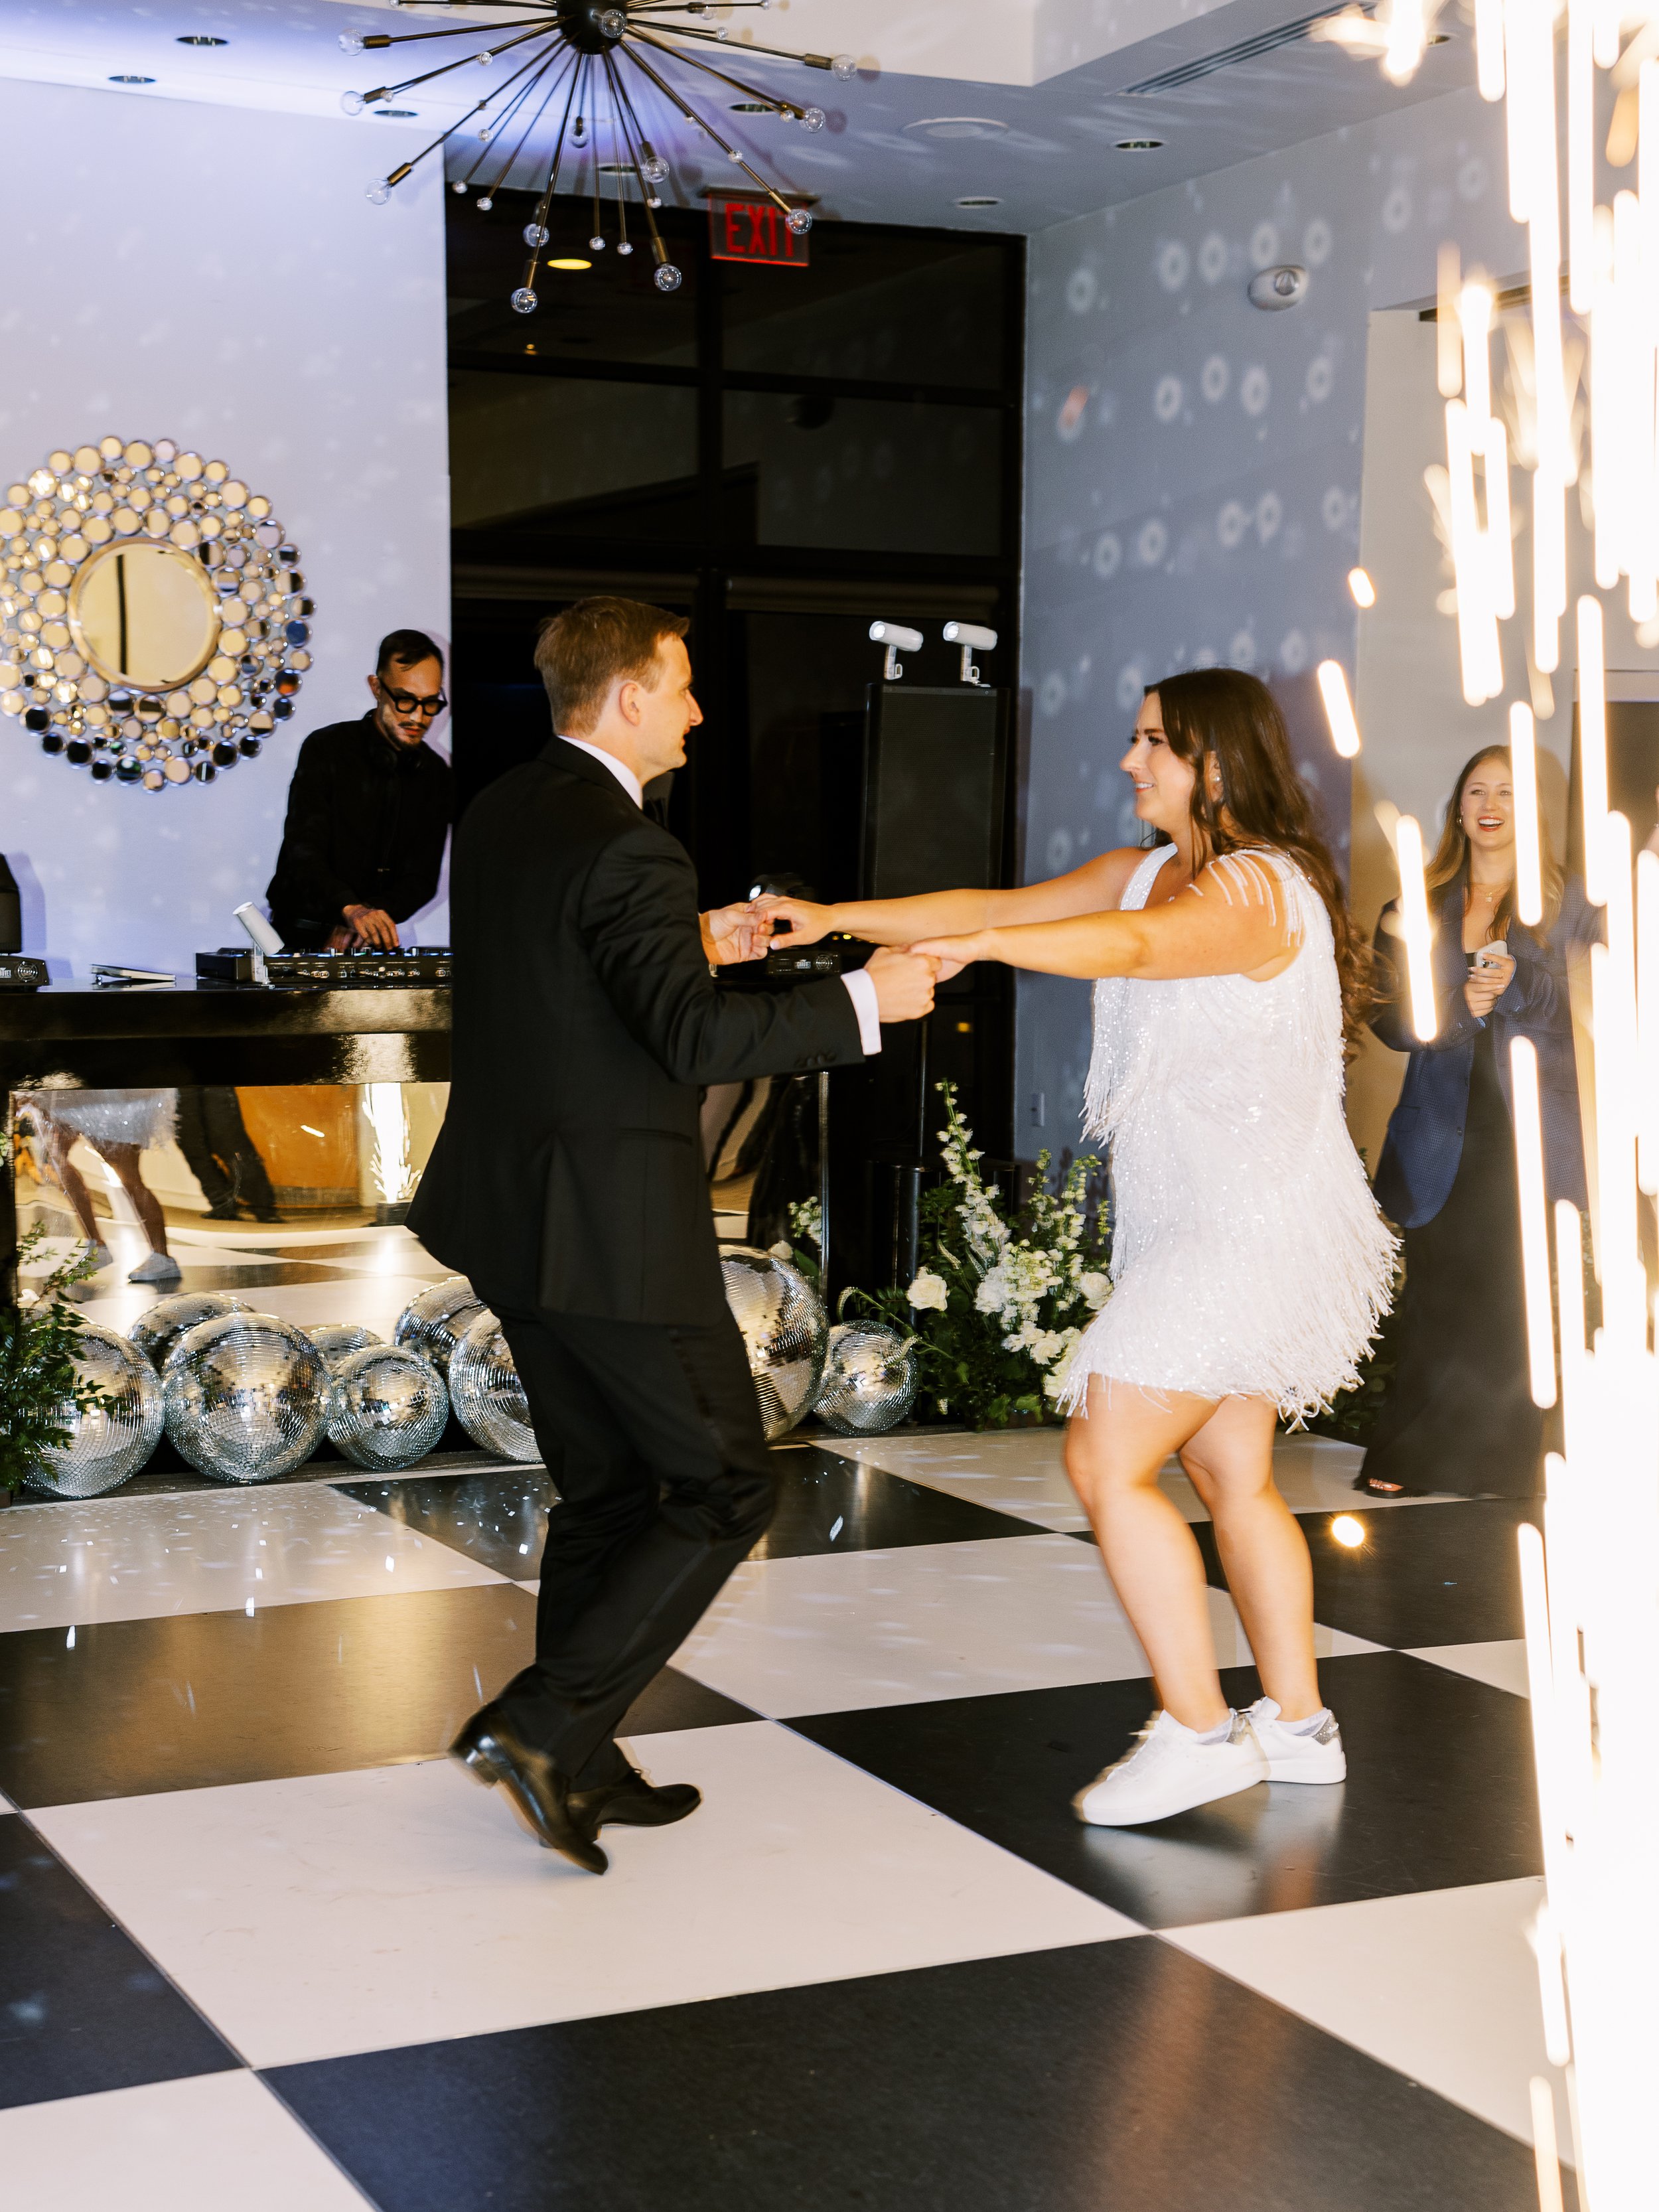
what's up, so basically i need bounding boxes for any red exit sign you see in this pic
[707,197,810,267]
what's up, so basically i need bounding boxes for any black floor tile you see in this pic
[338,1449,1033,1582]
[335,1467,556,1578]
[1192,1500,1543,1647]
[793,1653,1540,1928]
[165,1261,370,1290]
[268,1937,1541,2212]
[0,1584,748,1806]
[0,1816,234,2109]
[751,1446,1041,1559]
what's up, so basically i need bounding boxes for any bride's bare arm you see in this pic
[912,853,1296,982]
[759,847,1148,948]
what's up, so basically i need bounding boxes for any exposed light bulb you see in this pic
[801,106,825,132]
[831,53,857,80]
[785,206,812,234]
[477,195,494,210]
[654,262,682,292]
[600,7,625,33]
[511,286,538,315]
[340,90,366,115]
[338,31,365,54]
[477,49,494,64]
[616,240,633,256]
[523,222,549,247]
[366,180,390,204]
[451,181,469,195]
[589,235,607,250]
[640,149,668,181]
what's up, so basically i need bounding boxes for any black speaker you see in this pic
[0,855,20,954]
[826,683,1013,1300]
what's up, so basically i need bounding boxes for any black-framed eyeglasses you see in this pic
[378,684,447,717]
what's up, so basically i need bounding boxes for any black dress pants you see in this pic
[483,1301,776,1785]
[175,1087,277,1216]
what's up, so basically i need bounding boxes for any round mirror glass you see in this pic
[68,540,221,688]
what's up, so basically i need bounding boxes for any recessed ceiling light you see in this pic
[729,101,777,113]
[374,108,417,118]
[904,116,1007,141]
[108,73,155,84]
[177,34,228,46]
[549,257,592,271]
[956,196,1001,208]
[1116,137,1163,151]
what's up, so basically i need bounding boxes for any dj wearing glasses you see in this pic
[265,628,455,951]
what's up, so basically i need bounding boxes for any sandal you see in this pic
[1354,1473,1415,1497]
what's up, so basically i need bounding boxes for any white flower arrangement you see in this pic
[866,1080,1109,1428]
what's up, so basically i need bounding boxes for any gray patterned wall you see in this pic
[1017,80,1520,1158]
[0,79,449,976]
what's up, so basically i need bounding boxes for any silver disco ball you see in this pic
[325,1344,449,1471]
[129,1291,251,1370]
[25,1319,165,1497]
[814,1322,920,1436]
[305,1321,384,1370]
[447,1307,540,1462]
[394,1275,483,1374]
[163,1311,330,1484]
[721,1246,828,1442]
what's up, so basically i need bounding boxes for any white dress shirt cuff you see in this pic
[841,966,883,1056]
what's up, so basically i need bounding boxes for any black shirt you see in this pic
[266,715,453,948]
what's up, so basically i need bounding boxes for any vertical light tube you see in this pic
[1534,469,1565,671]
[1316,660,1362,757]
[1461,279,1494,422]
[1475,0,1506,100]
[1394,813,1439,1042]
[1510,1035,1559,1407]
[1383,0,1427,85]
[1638,848,1659,1193]
[1553,1201,1586,1462]
[1567,0,1595,313]
[1483,417,1516,620]
[1509,700,1544,924]
[1530,2078,1566,2212]
[1579,595,1609,903]
[1447,400,1503,702]
[1437,242,1464,397]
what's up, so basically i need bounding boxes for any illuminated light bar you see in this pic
[1393,812,1437,1041]
[1316,659,1362,757]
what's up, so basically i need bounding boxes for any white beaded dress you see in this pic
[1056,844,1396,1422]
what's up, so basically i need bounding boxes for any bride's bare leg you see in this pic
[1064,1378,1229,1733]
[1179,1396,1321,1720]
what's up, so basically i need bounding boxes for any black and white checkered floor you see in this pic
[0,1368,1567,2211]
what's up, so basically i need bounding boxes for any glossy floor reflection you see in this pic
[0,1439,1561,2207]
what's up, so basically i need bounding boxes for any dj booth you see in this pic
[0,980,450,1302]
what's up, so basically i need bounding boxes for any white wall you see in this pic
[0,76,451,974]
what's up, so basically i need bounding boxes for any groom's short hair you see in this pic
[536,597,689,737]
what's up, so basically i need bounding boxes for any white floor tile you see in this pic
[0,1485,503,1631]
[831,1428,1455,1528]
[79,1274,439,1343]
[671,1533,1379,1716]
[0,2072,371,2210]
[35,1722,1135,2069]
[1407,1640,1530,1696]
[1164,1877,1571,2161]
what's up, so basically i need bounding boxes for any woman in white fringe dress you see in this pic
[761,669,1394,1826]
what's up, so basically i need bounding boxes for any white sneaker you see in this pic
[127,1251,182,1286]
[1246,1697,1346,1783]
[1073,1709,1267,1828]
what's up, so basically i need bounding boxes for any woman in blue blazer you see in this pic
[1361,745,1595,1496]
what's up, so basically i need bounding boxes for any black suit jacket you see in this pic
[408,738,867,1324]
[266,715,453,946]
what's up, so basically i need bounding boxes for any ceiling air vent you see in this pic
[1121,4,1369,94]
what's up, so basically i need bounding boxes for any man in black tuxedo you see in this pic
[409,596,936,1872]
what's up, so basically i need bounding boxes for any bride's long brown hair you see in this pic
[1149,667,1372,1050]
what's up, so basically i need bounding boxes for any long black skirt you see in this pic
[1361,1033,1546,1498]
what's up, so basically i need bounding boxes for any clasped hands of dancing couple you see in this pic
[416,600,1391,1867]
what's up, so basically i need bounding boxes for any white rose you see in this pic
[1043,1368,1067,1398]
[768,1241,794,1260]
[906,1268,949,1312]
[1080,1271,1112,1309]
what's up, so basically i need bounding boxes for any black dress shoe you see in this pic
[449,1706,608,1874]
[569,1767,702,1832]
[202,1201,240,1220]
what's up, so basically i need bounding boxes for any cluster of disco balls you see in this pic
[719,1246,918,1442]
[23,1276,542,1499]
[23,1252,919,1499]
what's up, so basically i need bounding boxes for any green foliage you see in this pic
[845,1081,1112,1432]
[0,1224,110,1489]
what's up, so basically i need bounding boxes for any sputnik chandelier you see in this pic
[342,0,859,309]
[1321,9,1659,2209]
